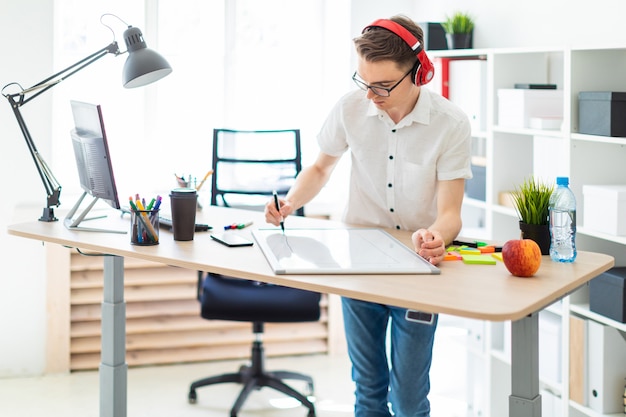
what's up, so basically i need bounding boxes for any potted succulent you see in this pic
[510,177,554,255]
[442,11,475,49]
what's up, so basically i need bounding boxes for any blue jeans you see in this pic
[342,297,437,417]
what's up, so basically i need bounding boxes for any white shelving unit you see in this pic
[428,46,626,417]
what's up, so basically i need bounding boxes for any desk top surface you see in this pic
[8,206,614,321]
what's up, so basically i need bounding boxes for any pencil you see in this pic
[195,169,214,191]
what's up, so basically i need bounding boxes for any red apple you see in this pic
[502,239,541,277]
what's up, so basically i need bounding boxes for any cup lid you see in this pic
[170,187,197,196]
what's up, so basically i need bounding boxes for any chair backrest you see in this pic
[210,128,304,216]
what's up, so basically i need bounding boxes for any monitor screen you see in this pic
[64,100,125,233]
[69,100,120,210]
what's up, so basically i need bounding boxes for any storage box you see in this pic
[465,163,486,201]
[583,185,626,235]
[497,89,563,129]
[418,22,448,50]
[578,91,626,137]
[589,267,626,323]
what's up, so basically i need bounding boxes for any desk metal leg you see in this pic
[510,312,541,417]
[100,256,127,417]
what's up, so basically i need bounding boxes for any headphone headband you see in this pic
[361,18,434,86]
[363,19,423,54]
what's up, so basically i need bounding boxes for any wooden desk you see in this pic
[8,206,614,417]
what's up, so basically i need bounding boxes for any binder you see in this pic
[427,57,450,98]
[448,58,487,133]
[587,320,626,413]
[569,316,587,405]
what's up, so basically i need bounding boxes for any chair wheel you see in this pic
[188,389,197,404]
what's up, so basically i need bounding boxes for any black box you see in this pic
[589,267,626,323]
[419,22,448,50]
[578,91,626,137]
[465,163,486,201]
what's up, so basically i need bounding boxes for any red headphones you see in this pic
[362,19,435,86]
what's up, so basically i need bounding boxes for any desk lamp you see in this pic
[1,14,172,222]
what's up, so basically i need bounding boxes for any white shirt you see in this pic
[318,87,472,231]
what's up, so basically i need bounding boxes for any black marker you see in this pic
[273,190,285,234]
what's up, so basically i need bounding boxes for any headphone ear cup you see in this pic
[414,50,435,86]
[411,63,420,86]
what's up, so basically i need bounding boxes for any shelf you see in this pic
[544,300,564,317]
[577,227,626,245]
[491,204,517,218]
[489,348,509,364]
[569,399,626,417]
[449,44,626,417]
[462,197,487,209]
[569,303,626,332]
[571,133,626,145]
[540,380,562,398]
[493,125,565,137]
[429,48,490,59]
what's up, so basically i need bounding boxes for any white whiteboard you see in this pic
[252,228,440,275]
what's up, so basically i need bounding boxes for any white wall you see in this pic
[2,0,626,377]
[0,0,53,376]
[412,0,626,50]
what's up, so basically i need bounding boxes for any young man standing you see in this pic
[266,15,472,417]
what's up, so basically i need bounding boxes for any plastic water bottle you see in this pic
[549,177,577,262]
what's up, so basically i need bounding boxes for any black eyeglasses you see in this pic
[352,66,414,97]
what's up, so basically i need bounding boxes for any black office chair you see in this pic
[188,128,318,417]
[210,128,304,216]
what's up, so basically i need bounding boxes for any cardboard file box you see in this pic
[497,89,563,129]
[578,91,626,137]
[583,185,626,236]
[589,267,626,323]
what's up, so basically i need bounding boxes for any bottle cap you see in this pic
[556,177,569,186]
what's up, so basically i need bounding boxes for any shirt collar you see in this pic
[365,87,432,128]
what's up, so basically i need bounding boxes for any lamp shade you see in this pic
[122,26,172,88]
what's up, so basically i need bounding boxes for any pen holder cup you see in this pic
[130,209,160,245]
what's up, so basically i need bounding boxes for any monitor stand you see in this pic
[64,192,126,234]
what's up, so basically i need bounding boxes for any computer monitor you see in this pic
[64,100,125,233]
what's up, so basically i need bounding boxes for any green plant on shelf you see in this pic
[442,11,475,34]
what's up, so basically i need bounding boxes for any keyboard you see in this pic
[158,216,212,232]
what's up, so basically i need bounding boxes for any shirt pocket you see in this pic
[399,160,436,203]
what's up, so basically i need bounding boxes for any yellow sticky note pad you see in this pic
[491,253,503,262]
[459,248,481,255]
[461,254,497,265]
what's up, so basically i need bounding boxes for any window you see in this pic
[52,0,349,211]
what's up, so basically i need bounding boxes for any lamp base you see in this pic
[39,208,58,222]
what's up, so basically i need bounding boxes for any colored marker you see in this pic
[153,195,162,210]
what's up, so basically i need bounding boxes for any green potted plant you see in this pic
[510,177,554,255]
[442,11,475,49]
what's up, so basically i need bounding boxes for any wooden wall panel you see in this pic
[68,251,330,371]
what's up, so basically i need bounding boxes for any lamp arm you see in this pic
[18,42,120,105]
[2,42,121,222]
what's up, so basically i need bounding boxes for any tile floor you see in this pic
[0,320,471,417]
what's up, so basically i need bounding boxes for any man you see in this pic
[265,15,471,417]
